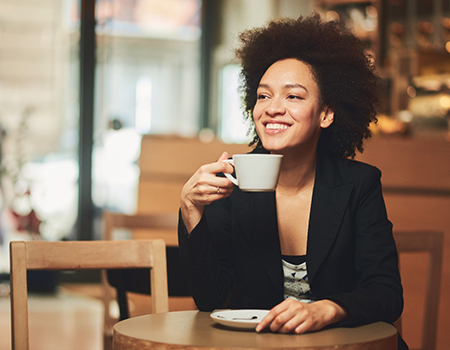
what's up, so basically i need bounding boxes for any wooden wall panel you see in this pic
[356,136,450,191]
[356,136,449,349]
[137,135,249,214]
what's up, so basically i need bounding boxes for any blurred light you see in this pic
[442,18,450,29]
[417,21,434,34]
[366,6,378,18]
[13,180,29,197]
[398,110,413,123]
[349,8,364,22]
[445,41,450,53]
[420,79,441,91]
[390,22,404,35]
[198,128,215,143]
[96,0,113,24]
[219,64,251,144]
[440,96,450,109]
[362,18,377,32]
[407,86,417,98]
[135,78,152,134]
[326,11,340,22]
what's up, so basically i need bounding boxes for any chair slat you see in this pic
[25,240,154,270]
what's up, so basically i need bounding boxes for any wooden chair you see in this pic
[102,211,193,348]
[10,239,169,350]
[393,230,444,350]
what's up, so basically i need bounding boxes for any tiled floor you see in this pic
[0,287,104,350]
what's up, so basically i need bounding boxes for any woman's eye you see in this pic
[287,94,302,100]
[257,94,269,100]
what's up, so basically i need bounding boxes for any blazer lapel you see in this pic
[230,189,284,295]
[306,155,353,284]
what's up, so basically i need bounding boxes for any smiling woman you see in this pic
[178,13,408,350]
[236,14,379,160]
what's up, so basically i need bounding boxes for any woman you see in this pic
[178,13,407,349]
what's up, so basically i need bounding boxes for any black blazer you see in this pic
[178,151,404,328]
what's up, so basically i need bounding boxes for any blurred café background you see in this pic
[0,0,449,349]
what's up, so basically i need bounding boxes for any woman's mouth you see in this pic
[265,123,290,131]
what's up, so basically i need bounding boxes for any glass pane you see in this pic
[0,0,80,268]
[93,0,202,214]
[96,0,201,39]
[219,64,252,144]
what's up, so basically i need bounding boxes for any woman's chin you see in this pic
[260,139,294,153]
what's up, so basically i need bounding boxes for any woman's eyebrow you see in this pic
[284,83,307,91]
[257,83,307,90]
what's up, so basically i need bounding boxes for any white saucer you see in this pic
[210,309,269,330]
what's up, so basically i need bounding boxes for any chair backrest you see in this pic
[393,230,444,350]
[101,211,191,349]
[10,239,169,350]
[103,211,178,245]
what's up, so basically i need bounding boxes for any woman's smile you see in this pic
[265,122,291,132]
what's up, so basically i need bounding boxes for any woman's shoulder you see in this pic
[319,153,382,186]
[338,156,380,175]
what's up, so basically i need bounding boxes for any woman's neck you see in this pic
[274,149,317,194]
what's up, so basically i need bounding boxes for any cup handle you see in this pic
[222,159,238,186]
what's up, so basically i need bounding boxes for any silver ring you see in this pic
[217,187,220,194]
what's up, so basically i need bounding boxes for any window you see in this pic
[92,0,202,213]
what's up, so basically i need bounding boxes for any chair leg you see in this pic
[117,288,129,320]
[393,318,402,336]
[103,332,113,350]
[102,270,118,349]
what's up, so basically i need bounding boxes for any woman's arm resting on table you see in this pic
[256,299,348,334]
[180,152,234,233]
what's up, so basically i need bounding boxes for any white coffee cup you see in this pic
[222,154,283,192]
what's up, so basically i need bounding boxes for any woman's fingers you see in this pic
[256,300,313,334]
[268,300,305,333]
[205,152,234,176]
[182,152,235,205]
[256,299,348,335]
[180,152,235,232]
[217,151,230,162]
[257,307,305,334]
[192,167,233,196]
[256,300,292,332]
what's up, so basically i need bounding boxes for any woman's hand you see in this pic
[180,152,235,233]
[256,299,348,334]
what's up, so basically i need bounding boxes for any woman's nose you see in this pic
[266,98,285,116]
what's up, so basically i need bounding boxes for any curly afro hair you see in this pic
[235,13,379,159]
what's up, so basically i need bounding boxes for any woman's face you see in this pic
[253,58,333,155]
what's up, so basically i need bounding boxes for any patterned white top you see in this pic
[282,258,314,303]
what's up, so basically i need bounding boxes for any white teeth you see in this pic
[266,123,289,130]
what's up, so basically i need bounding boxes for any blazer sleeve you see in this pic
[178,200,235,311]
[323,166,403,327]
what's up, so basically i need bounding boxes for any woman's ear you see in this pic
[320,106,334,129]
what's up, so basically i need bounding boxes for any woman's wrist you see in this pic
[180,199,203,234]
[319,299,348,324]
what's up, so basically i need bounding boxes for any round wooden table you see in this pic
[113,310,398,350]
